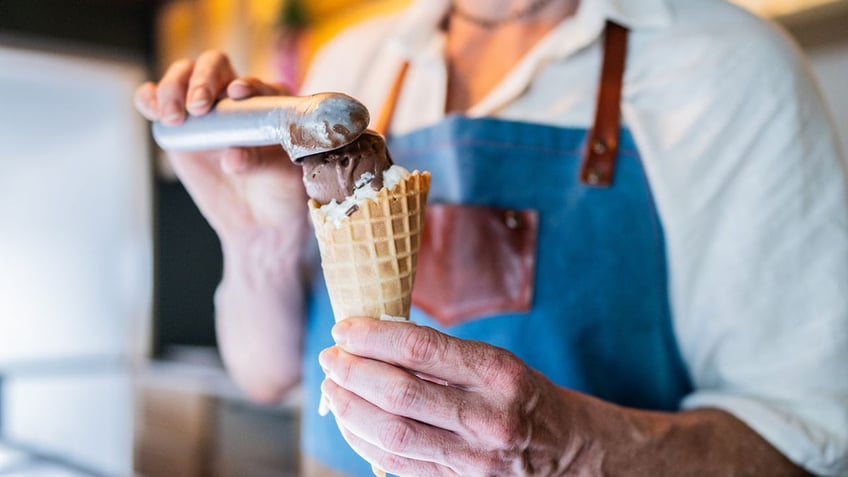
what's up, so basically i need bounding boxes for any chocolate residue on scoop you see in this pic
[300,130,393,205]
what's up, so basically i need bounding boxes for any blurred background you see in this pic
[0,0,845,475]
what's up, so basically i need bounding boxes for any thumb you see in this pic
[227,77,291,99]
[220,145,293,175]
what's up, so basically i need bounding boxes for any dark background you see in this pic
[0,0,222,356]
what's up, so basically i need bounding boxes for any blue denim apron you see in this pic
[300,116,692,475]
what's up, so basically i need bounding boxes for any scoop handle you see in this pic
[151,93,370,160]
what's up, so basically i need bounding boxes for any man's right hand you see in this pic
[133,50,307,253]
[135,51,309,402]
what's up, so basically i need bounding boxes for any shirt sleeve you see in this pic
[624,4,848,475]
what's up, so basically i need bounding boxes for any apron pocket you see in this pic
[412,204,538,327]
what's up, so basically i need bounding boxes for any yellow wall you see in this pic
[155,0,410,85]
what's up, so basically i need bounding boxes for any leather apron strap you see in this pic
[374,21,630,187]
[373,60,410,136]
[580,21,629,187]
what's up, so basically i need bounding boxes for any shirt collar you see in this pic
[387,0,673,59]
[600,0,673,29]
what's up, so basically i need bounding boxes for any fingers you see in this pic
[167,144,291,219]
[332,318,517,389]
[156,58,195,125]
[146,50,238,124]
[336,422,458,477]
[138,50,289,126]
[157,51,235,123]
[133,81,158,120]
[185,50,237,116]
[321,378,461,474]
[319,347,472,434]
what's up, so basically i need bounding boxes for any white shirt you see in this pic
[301,0,848,474]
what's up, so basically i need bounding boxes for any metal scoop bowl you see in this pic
[151,92,370,161]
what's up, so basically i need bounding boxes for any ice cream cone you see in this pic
[308,170,431,323]
[310,169,429,477]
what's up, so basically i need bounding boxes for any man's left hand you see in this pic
[318,317,593,476]
[319,317,816,477]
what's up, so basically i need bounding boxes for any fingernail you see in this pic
[318,348,334,370]
[318,379,332,416]
[188,88,209,110]
[331,320,351,347]
[318,392,330,416]
[162,102,183,124]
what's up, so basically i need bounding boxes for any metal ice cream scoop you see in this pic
[151,92,370,161]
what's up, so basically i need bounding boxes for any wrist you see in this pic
[517,373,619,474]
[558,394,810,476]
[219,219,309,293]
[553,387,628,472]
[214,225,309,402]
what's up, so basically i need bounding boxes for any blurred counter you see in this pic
[134,349,301,477]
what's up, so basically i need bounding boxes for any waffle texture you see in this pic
[308,170,431,322]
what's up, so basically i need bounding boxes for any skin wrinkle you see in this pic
[389,375,420,412]
[564,438,605,476]
[405,324,444,369]
[454,395,477,442]
[521,372,574,476]
[518,388,540,473]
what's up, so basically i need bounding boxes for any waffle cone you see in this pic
[308,170,431,323]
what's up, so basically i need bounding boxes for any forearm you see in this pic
[566,390,811,476]
[215,227,308,403]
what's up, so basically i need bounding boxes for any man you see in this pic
[136,0,848,474]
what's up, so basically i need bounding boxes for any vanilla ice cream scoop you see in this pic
[151,92,370,161]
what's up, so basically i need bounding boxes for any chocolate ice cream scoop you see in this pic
[300,130,393,204]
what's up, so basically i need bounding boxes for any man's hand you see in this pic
[134,50,307,249]
[319,317,812,477]
[319,317,580,476]
[135,51,309,403]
